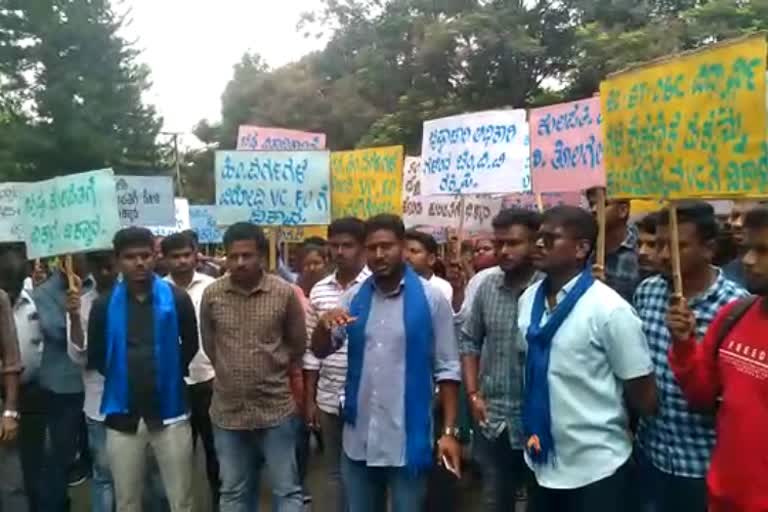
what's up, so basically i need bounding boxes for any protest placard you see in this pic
[403,156,422,201]
[421,109,530,195]
[216,151,331,226]
[403,194,503,233]
[149,198,191,237]
[601,35,768,199]
[21,169,121,259]
[273,225,327,244]
[0,183,26,242]
[115,175,175,226]
[237,125,326,151]
[331,146,403,219]
[530,98,605,193]
[189,205,223,244]
[501,191,585,211]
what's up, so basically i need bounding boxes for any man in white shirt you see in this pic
[303,218,370,512]
[517,206,657,512]
[404,229,453,303]
[161,232,218,504]
[66,251,117,512]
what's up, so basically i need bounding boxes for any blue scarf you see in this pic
[523,268,594,464]
[101,274,186,420]
[344,265,434,472]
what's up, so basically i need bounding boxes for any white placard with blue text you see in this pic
[189,205,223,244]
[115,175,175,226]
[215,151,331,226]
[420,109,530,195]
[0,182,27,242]
[148,198,191,237]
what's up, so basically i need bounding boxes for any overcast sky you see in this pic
[118,0,327,139]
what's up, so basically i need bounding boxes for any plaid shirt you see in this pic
[459,271,541,448]
[604,224,640,303]
[634,271,747,478]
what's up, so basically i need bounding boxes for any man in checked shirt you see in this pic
[634,201,747,512]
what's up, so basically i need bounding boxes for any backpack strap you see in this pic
[714,295,758,351]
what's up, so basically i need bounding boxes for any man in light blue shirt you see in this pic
[312,214,461,512]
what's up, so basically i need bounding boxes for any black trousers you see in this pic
[530,460,630,512]
[188,380,220,506]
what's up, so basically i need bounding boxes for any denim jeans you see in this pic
[341,454,427,512]
[40,390,84,512]
[214,415,303,512]
[635,449,707,512]
[86,418,114,512]
[475,431,532,511]
[530,460,630,512]
[318,411,345,512]
[0,431,29,512]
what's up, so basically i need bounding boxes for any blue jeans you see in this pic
[635,449,707,512]
[86,418,114,512]
[40,390,84,512]
[475,431,532,511]
[214,415,303,512]
[341,455,427,512]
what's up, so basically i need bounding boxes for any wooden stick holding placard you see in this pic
[594,187,607,275]
[668,203,684,296]
[455,195,466,258]
[269,229,278,272]
[535,193,544,213]
[63,255,77,292]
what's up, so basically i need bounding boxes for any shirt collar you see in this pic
[328,267,371,289]
[497,270,543,291]
[619,224,639,252]
[224,272,272,296]
[688,267,729,307]
[166,271,208,290]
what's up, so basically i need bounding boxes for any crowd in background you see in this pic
[0,187,766,512]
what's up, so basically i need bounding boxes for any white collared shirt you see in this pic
[13,290,43,384]
[67,287,103,420]
[428,274,453,304]
[303,267,372,415]
[165,272,216,384]
[517,274,653,489]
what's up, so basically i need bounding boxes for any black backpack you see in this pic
[713,295,758,350]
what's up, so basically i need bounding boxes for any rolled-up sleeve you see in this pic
[0,291,22,374]
[431,291,461,382]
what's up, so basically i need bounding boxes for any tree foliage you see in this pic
[0,0,164,181]
[204,0,768,160]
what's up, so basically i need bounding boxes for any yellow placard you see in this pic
[331,146,404,219]
[601,35,768,199]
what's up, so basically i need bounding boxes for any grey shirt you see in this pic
[336,275,461,467]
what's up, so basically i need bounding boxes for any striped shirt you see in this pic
[303,268,371,415]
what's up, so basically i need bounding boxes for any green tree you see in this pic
[0,0,163,180]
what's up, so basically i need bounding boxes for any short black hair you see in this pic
[86,250,114,270]
[161,232,196,255]
[541,205,598,249]
[365,214,405,241]
[637,213,659,235]
[744,206,768,230]
[328,217,366,244]
[223,222,269,253]
[492,208,541,232]
[658,201,718,242]
[404,229,438,255]
[113,227,153,255]
[182,229,200,246]
[303,236,327,247]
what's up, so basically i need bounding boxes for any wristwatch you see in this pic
[2,410,20,420]
[442,426,460,438]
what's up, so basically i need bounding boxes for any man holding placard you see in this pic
[634,202,746,512]
[667,205,768,511]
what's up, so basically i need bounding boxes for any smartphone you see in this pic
[441,455,460,478]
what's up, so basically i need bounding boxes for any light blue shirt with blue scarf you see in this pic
[336,274,461,468]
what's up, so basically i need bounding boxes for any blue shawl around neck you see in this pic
[523,268,594,465]
[344,265,434,472]
[101,274,185,420]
